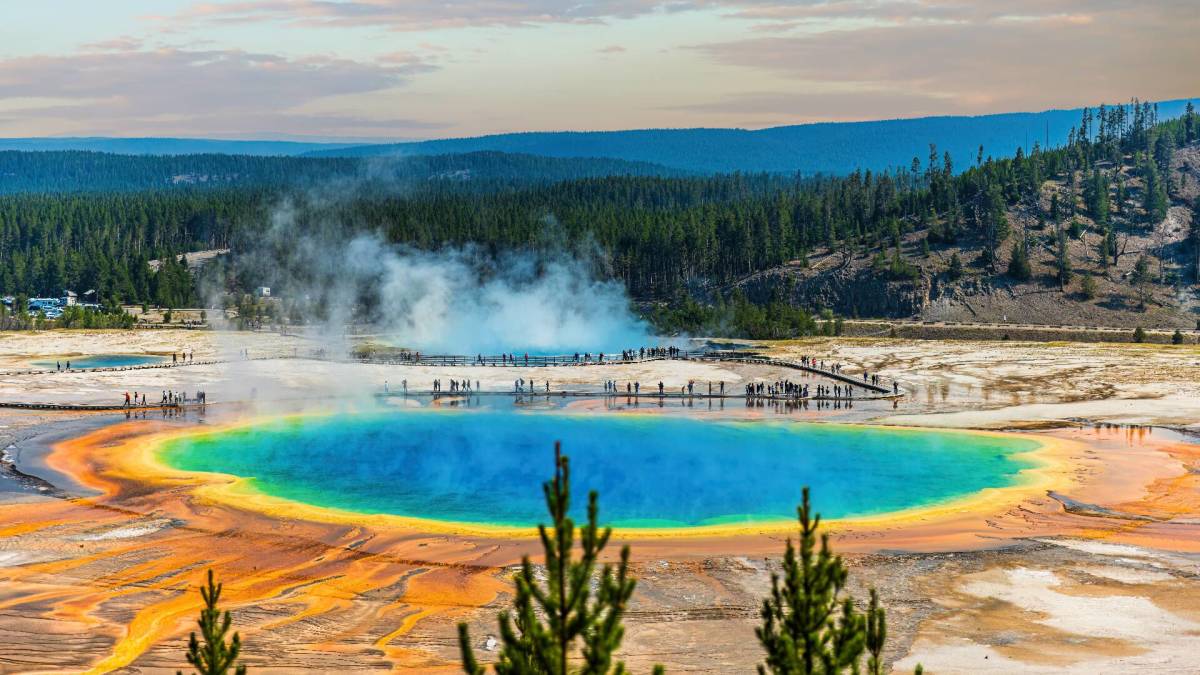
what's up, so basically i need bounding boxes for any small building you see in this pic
[62,290,77,306]
[255,287,271,298]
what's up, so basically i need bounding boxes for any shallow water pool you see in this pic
[160,410,1041,529]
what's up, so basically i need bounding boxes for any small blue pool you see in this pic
[33,354,166,370]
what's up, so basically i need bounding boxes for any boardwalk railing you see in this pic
[351,349,899,395]
[352,350,732,368]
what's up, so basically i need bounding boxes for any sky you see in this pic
[0,0,1196,141]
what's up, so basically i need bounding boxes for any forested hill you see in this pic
[305,99,1196,175]
[0,150,684,194]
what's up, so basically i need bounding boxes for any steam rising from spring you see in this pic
[226,196,653,355]
[348,238,651,354]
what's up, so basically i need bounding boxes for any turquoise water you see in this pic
[34,354,165,369]
[160,411,1041,528]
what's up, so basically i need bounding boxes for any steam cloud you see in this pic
[340,236,651,354]
[220,199,653,355]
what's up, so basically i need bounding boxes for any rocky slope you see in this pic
[734,142,1200,330]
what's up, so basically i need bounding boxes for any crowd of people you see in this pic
[122,389,207,408]
[431,378,480,393]
[385,374,899,400]
[796,355,896,393]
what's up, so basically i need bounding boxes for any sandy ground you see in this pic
[1,330,1199,673]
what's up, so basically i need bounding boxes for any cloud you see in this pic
[669,89,961,121]
[178,0,699,31]
[689,0,1200,117]
[598,45,627,53]
[172,0,1168,32]
[81,36,147,52]
[0,47,440,137]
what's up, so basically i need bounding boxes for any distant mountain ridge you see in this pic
[0,137,360,157]
[0,150,685,194]
[303,99,1197,174]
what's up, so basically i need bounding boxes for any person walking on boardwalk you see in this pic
[658,381,664,395]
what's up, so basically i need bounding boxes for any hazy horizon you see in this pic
[3,96,1196,147]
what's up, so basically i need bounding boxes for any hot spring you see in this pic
[158,410,1041,529]
[34,354,166,369]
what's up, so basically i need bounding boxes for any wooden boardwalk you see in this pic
[0,350,903,411]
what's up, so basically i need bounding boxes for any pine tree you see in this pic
[1079,273,1097,300]
[1142,163,1168,225]
[865,590,886,675]
[756,487,869,675]
[459,443,660,675]
[1189,198,1200,282]
[947,253,963,280]
[1055,229,1073,289]
[1007,243,1031,281]
[179,570,247,675]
